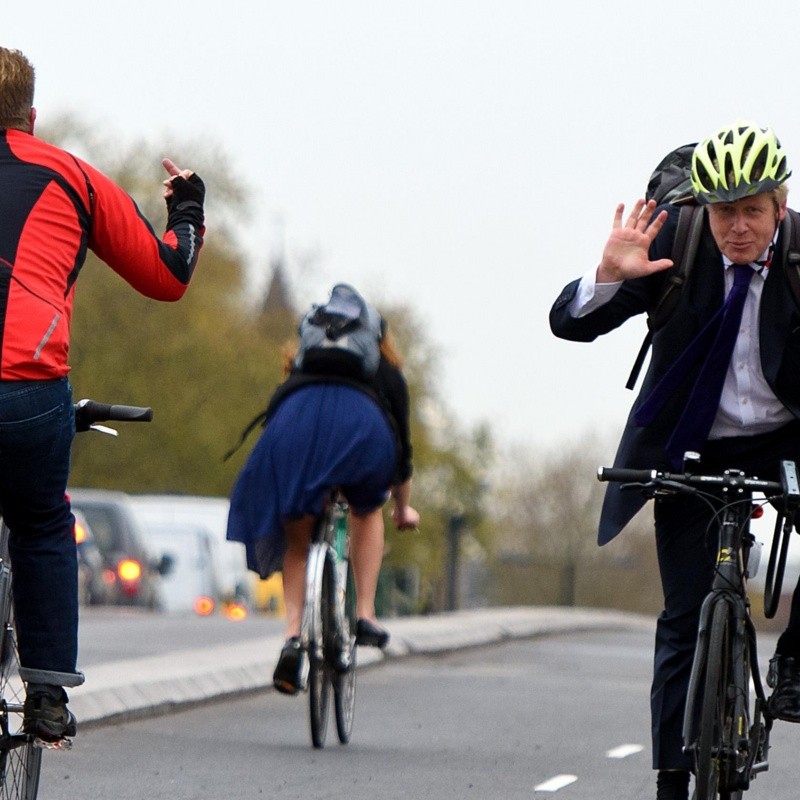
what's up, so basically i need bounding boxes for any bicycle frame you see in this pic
[681,490,770,790]
[598,459,800,800]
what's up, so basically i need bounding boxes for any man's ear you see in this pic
[29,107,36,133]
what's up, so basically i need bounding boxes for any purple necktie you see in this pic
[634,264,755,469]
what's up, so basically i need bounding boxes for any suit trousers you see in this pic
[651,419,800,770]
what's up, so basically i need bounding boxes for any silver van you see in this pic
[128,495,253,608]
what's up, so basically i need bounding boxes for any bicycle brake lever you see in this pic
[88,424,119,437]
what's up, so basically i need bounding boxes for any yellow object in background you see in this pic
[253,572,285,616]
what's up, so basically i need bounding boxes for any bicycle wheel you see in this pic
[308,550,332,749]
[0,523,42,800]
[695,600,745,800]
[334,563,357,744]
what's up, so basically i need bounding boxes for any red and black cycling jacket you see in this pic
[0,129,205,379]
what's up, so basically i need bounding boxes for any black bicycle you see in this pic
[300,490,357,749]
[598,458,800,800]
[0,399,152,800]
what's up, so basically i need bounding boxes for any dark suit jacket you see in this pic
[550,205,800,545]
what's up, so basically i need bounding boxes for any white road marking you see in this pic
[534,774,578,792]
[606,743,645,759]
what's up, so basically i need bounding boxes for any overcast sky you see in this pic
[7,0,800,458]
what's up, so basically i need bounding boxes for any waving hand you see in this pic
[596,199,674,283]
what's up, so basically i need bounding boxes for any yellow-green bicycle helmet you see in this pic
[691,120,791,204]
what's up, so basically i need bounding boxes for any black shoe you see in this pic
[22,689,77,741]
[655,769,690,800]
[355,619,389,649]
[273,637,304,695]
[767,654,800,722]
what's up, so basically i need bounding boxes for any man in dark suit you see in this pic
[550,120,800,800]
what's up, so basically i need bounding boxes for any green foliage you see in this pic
[69,238,287,496]
[43,114,490,613]
[378,306,493,612]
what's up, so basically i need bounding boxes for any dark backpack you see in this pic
[626,145,800,390]
[222,284,385,462]
[294,283,384,381]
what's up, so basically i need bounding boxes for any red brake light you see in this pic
[193,596,215,616]
[751,505,765,519]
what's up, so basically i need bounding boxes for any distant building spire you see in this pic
[262,258,293,314]
[262,214,294,315]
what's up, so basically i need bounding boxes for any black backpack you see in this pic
[293,283,383,381]
[626,144,800,390]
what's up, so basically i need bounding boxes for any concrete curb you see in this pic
[69,606,653,727]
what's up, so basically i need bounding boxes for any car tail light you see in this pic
[117,559,142,583]
[102,568,117,585]
[74,521,87,545]
[193,596,215,616]
[224,602,247,622]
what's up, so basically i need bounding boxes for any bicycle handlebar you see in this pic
[74,398,153,432]
[597,464,793,496]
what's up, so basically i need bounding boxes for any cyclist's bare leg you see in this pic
[348,507,385,623]
[281,515,314,639]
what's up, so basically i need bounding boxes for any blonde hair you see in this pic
[378,328,403,369]
[0,49,34,131]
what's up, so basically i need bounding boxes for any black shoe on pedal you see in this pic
[22,689,77,742]
[767,654,800,722]
[655,769,690,800]
[355,618,389,649]
[273,637,304,695]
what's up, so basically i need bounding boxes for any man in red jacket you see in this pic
[0,46,206,742]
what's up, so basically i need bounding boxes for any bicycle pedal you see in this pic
[33,736,72,751]
[334,650,353,672]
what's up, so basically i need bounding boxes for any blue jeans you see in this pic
[0,379,79,681]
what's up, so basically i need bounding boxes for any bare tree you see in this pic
[487,432,662,611]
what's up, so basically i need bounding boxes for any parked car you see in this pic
[128,494,255,609]
[68,488,171,610]
[73,508,111,606]
[140,521,223,614]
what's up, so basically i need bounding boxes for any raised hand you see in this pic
[161,158,194,200]
[596,199,673,283]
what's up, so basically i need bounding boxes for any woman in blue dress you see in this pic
[227,284,419,694]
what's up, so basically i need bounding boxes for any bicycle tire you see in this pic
[334,564,357,744]
[695,600,745,800]
[308,550,332,749]
[0,522,42,800]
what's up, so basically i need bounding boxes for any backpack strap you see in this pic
[625,204,705,390]
[780,208,800,313]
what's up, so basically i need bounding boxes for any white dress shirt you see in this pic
[569,236,794,439]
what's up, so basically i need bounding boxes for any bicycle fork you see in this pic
[683,590,769,791]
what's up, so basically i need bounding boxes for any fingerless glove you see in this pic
[166,173,205,230]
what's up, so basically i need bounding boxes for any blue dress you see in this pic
[226,383,397,578]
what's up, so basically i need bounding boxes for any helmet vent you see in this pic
[723,152,735,187]
[751,145,768,182]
